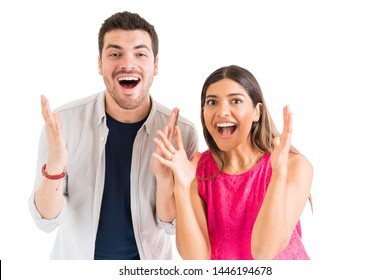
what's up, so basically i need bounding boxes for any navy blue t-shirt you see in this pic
[94,113,145,260]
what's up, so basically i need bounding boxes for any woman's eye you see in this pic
[232,99,243,104]
[206,100,216,106]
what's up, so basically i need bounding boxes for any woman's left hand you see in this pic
[270,105,292,175]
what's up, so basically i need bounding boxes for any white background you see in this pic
[1,0,389,279]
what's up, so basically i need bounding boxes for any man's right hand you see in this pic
[41,95,68,174]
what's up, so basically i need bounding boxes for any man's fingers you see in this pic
[41,95,58,131]
[41,95,49,118]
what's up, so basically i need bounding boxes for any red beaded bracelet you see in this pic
[41,164,66,180]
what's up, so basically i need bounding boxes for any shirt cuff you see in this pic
[156,216,176,235]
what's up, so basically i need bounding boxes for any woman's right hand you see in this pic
[41,95,68,174]
[153,126,201,190]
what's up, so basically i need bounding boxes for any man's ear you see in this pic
[154,56,159,76]
[98,56,102,76]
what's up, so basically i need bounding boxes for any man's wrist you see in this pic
[45,162,66,175]
[42,164,66,180]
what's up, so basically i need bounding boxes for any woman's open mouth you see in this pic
[216,122,236,137]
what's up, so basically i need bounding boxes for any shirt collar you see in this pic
[142,95,157,135]
[97,91,106,126]
[97,90,156,136]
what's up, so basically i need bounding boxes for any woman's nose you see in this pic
[217,102,230,117]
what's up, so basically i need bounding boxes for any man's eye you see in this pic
[109,53,120,57]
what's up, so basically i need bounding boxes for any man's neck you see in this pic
[104,93,151,123]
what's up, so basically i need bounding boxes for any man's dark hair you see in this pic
[98,11,159,61]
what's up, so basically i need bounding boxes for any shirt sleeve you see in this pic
[29,193,68,233]
[155,216,176,235]
[28,127,68,233]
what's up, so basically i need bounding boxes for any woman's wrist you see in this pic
[173,183,191,194]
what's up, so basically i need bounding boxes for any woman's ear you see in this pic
[253,103,262,122]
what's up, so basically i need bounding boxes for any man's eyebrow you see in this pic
[105,44,122,50]
[134,44,151,52]
[105,44,151,52]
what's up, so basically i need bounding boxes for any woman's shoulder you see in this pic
[197,150,214,169]
[288,153,313,172]
[196,150,219,177]
[287,153,314,189]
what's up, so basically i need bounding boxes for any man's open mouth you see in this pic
[118,77,140,89]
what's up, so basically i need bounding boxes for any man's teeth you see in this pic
[118,77,140,81]
[217,123,235,127]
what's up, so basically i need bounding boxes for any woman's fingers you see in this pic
[282,105,292,135]
[278,105,292,147]
[272,106,293,152]
[272,136,281,148]
[156,130,177,155]
[175,126,184,151]
[152,152,173,168]
[153,135,174,160]
[166,108,179,142]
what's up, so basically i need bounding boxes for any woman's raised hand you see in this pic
[270,105,292,175]
[153,126,200,190]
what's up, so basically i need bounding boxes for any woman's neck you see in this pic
[221,146,263,175]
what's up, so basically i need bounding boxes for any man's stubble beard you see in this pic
[104,76,153,111]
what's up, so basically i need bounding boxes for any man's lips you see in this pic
[113,70,142,89]
[118,76,140,89]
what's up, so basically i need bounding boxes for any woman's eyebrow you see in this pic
[206,93,245,98]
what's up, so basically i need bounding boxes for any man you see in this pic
[29,11,198,260]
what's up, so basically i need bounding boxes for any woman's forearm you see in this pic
[251,170,289,259]
[174,186,210,259]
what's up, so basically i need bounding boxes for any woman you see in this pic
[153,65,313,260]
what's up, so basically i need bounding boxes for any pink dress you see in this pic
[196,150,309,260]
